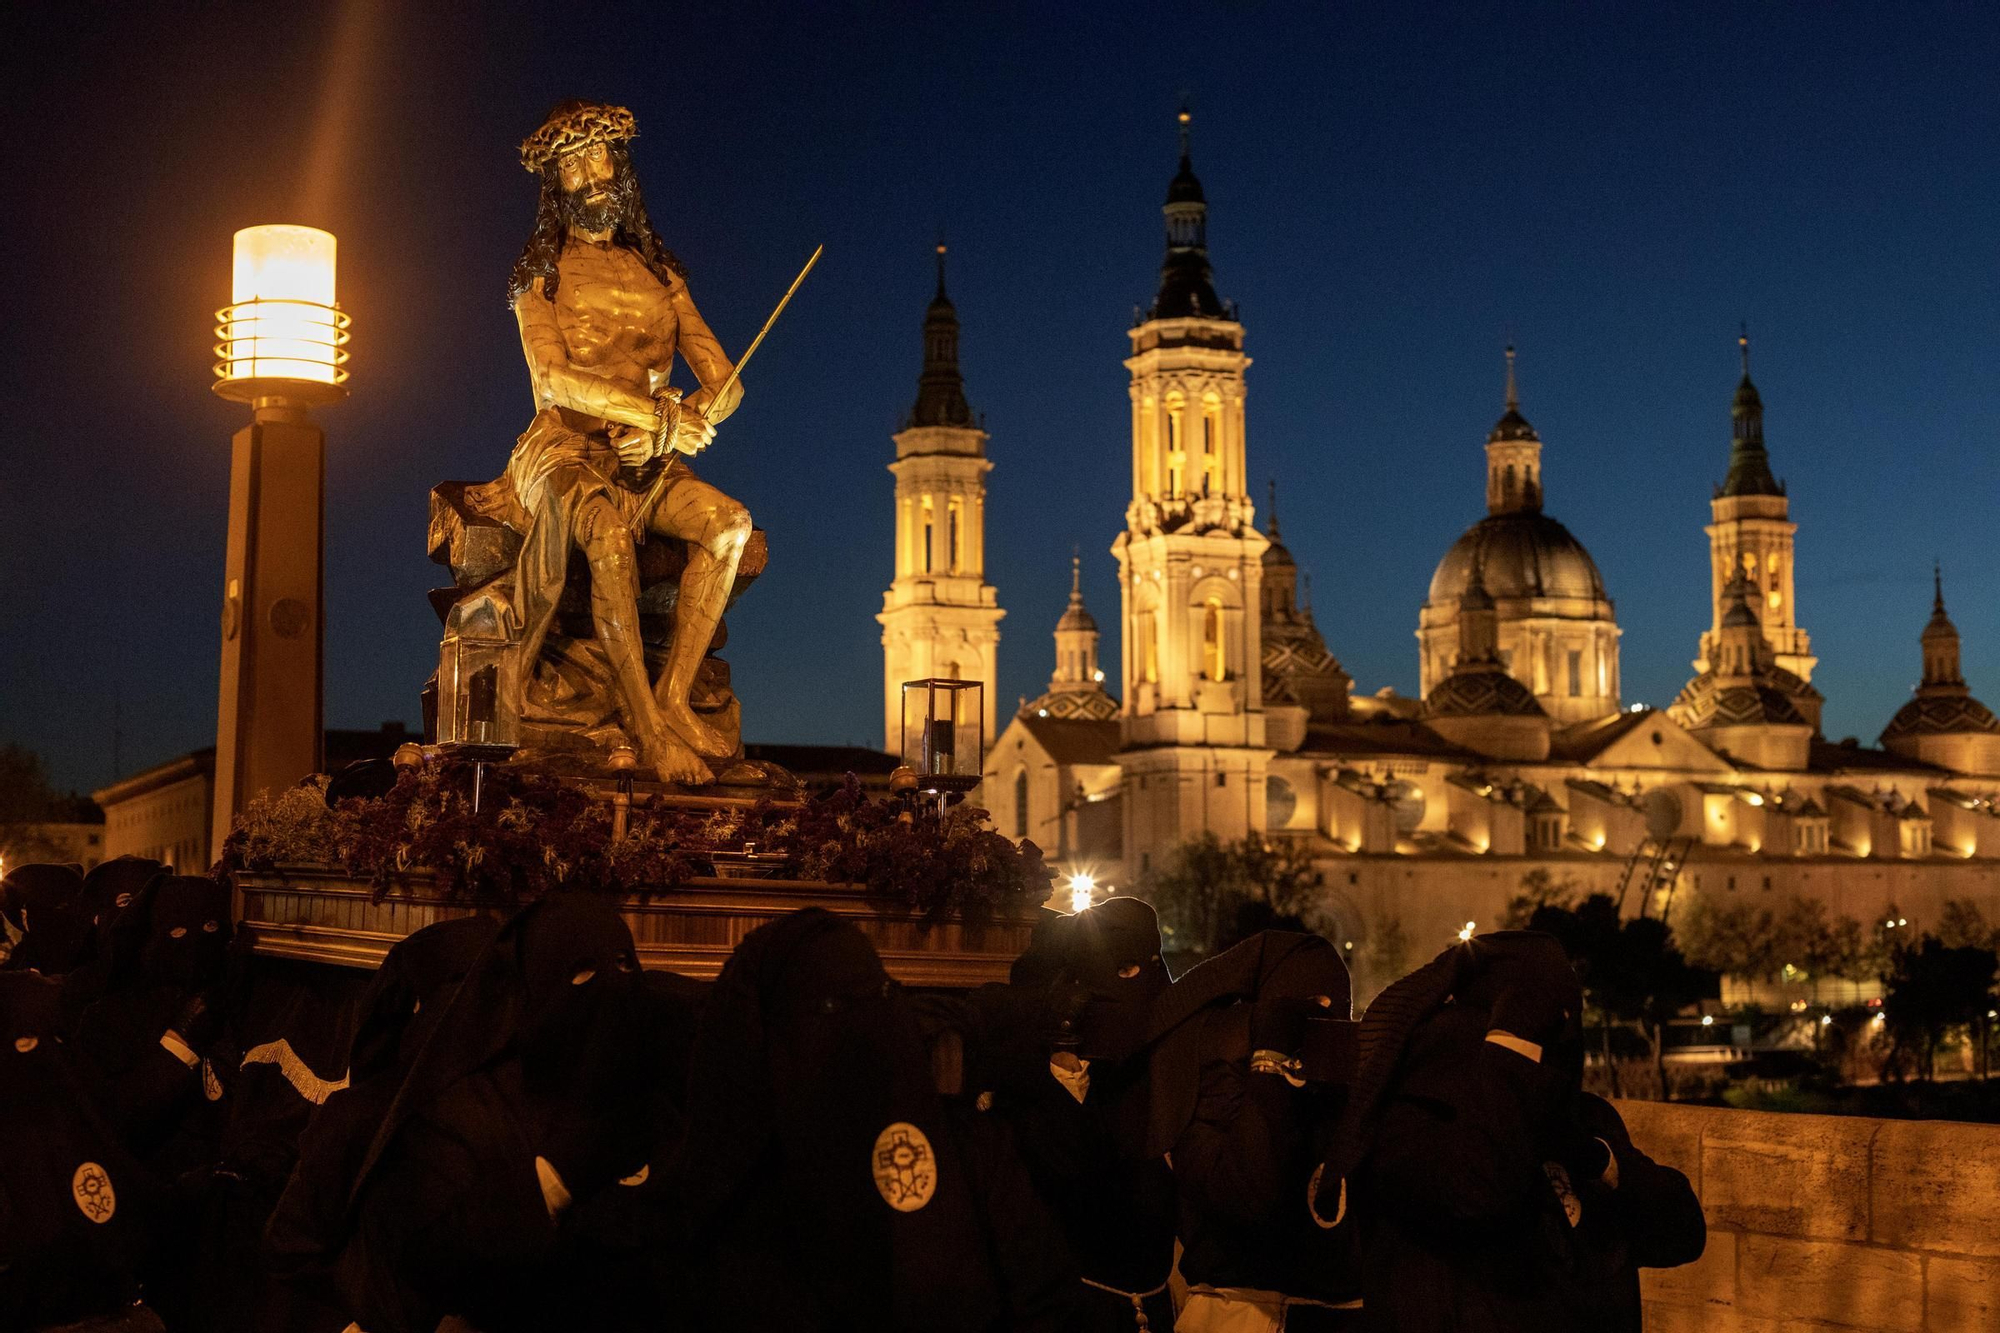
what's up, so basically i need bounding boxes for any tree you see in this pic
[1528,893,1713,1098]
[1357,914,1410,1005]
[1502,867,1581,929]
[1677,895,1783,981]
[1937,900,2000,953]
[0,745,76,868]
[1145,832,1319,961]
[1772,897,1866,1000]
[1882,935,1997,1082]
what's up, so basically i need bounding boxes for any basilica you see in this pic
[883,113,2000,971]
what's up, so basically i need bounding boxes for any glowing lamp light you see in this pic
[1068,872,1096,914]
[214,225,351,403]
[1820,1015,1833,1027]
[1700,1014,1715,1027]
[1456,920,1476,942]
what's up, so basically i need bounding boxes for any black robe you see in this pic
[939,897,1182,1332]
[1163,933,1363,1328]
[661,908,1082,1332]
[323,895,674,1333]
[0,972,162,1331]
[1342,935,1706,1333]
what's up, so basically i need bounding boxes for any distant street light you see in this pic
[209,225,351,855]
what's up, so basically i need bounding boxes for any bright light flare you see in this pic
[1700,1014,1715,1027]
[1068,872,1096,913]
[1456,920,1476,942]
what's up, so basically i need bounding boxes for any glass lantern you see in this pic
[437,588,521,754]
[900,678,984,795]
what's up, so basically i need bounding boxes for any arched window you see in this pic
[1013,769,1029,839]
[920,496,935,574]
[1203,596,1226,682]
[947,496,964,574]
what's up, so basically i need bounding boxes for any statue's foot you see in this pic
[660,696,735,760]
[641,729,712,786]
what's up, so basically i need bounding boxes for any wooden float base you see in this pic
[235,868,1035,988]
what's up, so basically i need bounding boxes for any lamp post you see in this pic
[209,225,351,855]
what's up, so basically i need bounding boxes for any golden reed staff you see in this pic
[630,243,823,536]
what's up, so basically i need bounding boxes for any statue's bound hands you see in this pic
[609,424,657,469]
[670,405,717,456]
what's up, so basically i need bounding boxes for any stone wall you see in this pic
[1616,1100,2000,1332]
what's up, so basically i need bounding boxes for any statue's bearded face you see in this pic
[556,140,634,233]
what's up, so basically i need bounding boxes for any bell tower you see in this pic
[1698,331,1815,681]
[879,245,1002,753]
[1112,108,1271,867]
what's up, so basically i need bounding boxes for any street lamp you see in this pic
[208,225,351,856]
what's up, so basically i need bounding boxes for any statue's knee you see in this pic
[707,503,751,557]
[585,511,636,569]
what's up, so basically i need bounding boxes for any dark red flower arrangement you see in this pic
[220,765,1052,925]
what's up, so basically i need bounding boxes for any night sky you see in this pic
[4,2,1997,794]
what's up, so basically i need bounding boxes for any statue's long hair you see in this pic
[506,141,686,305]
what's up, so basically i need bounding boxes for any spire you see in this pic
[1148,102,1225,321]
[1485,342,1542,513]
[1267,477,1281,539]
[1057,545,1096,634]
[1720,325,1783,497]
[1921,561,1964,687]
[908,240,974,428]
[1043,543,1112,710]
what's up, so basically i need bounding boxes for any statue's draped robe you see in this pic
[466,405,681,716]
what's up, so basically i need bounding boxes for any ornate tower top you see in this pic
[1921,563,1965,688]
[1719,327,1783,498]
[1024,548,1118,721]
[1147,104,1227,322]
[908,241,974,429]
[1485,343,1543,514]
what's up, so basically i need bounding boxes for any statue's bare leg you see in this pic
[647,471,752,759]
[577,497,710,785]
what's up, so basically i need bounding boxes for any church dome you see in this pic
[1428,512,1608,606]
[1424,668,1546,719]
[1882,695,2000,741]
[1056,599,1098,634]
[1488,407,1538,444]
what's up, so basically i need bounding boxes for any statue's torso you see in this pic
[553,241,677,399]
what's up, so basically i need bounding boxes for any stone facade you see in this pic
[1618,1100,2000,1332]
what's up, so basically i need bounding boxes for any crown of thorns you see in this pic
[520,103,638,172]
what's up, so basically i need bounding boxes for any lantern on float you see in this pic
[900,678,985,801]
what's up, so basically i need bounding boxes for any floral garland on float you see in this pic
[220,764,1052,926]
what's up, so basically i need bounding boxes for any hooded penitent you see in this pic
[947,899,1181,1333]
[663,908,1077,1332]
[329,894,668,1333]
[0,972,160,1330]
[1163,932,1364,1316]
[56,858,169,1027]
[265,914,502,1327]
[2,862,93,976]
[69,876,237,1159]
[1337,931,1701,1333]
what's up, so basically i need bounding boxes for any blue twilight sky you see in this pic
[1,1,1996,793]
